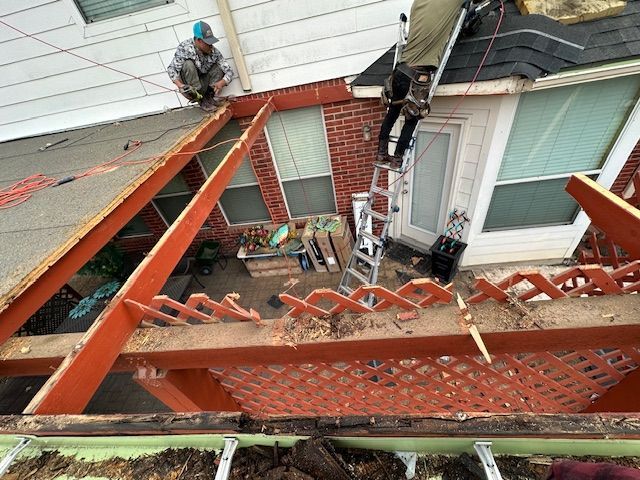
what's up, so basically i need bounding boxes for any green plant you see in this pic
[80,243,125,278]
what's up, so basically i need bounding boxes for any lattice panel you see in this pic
[280,279,453,318]
[467,262,640,304]
[209,347,639,418]
[124,292,262,327]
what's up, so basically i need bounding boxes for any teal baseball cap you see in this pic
[193,21,218,45]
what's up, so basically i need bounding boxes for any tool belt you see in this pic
[380,72,394,107]
[398,63,434,119]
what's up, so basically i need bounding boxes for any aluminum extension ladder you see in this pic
[337,2,479,299]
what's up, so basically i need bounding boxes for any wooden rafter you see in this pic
[0,109,233,344]
[22,101,276,415]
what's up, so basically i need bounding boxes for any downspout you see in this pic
[216,0,252,92]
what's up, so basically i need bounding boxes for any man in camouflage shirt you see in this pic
[167,21,233,111]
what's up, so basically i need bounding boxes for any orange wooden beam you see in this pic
[23,101,275,415]
[133,367,241,412]
[566,174,640,259]
[0,110,232,344]
[3,323,639,378]
[582,368,640,413]
[230,83,352,118]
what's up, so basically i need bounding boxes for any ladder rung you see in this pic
[338,285,353,296]
[360,231,384,247]
[354,249,376,265]
[346,267,371,285]
[371,185,394,198]
[374,162,403,172]
[363,208,389,222]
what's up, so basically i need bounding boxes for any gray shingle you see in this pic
[352,0,640,88]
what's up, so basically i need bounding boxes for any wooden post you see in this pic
[134,367,241,412]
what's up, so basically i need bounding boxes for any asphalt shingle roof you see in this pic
[352,0,640,87]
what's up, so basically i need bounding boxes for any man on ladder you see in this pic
[377,0,484,168]
[338,0,491,297]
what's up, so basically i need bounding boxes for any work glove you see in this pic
[179,85,203,102]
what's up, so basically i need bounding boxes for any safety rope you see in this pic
[0,19,176,94]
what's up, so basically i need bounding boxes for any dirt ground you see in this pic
[5,442,640,480]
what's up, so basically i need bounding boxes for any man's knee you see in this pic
[205,65,224,88]
[180,60,202,91]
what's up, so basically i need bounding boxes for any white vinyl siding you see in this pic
[484,75,640,231]
[198,121,271,225]
[266,106,337,218]
[73,0,173,22]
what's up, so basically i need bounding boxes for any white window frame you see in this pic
[152,191,194,227]
[62,0,188,37]
[151,172,210,229]
[464,84,640,263]
[117,214,153,239]
[196,155,271,227]
[264,105,338,220]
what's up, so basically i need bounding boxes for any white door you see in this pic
[400,122,460,249]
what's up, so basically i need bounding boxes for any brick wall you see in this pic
[611,138,640,196]
[114,78,388,260]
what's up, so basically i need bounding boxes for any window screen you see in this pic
[118,215,151,237]
[199,121,271,225]
[266,106,336,218]
[73,0,173,22]
[484,76,640,231]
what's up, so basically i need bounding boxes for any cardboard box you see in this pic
[301,221,327,272]
[330,215,354,270]
[315,230,340,273]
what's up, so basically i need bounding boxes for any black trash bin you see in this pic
[429,235,467,283]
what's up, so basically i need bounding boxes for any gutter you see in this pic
[350,58,640,98]
[0,434,639,460]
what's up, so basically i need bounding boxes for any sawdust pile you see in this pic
[283,313,380,344]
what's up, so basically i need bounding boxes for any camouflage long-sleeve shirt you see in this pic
[167,38,233,85]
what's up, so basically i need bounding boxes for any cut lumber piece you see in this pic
[514,0,627,24]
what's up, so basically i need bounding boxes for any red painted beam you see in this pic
[566,174,640,259]
[133,367,241,412]
[231,83,352,118]
[0,110,232,344]
[582,368,640,413]
[2,323,639,377]
[23,101,275,415]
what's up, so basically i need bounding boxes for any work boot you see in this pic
[199,91,220,112]
[389,154,403,170]
[376,139,391,163]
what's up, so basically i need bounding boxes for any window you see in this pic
[73,0,173,22]
[266,106,337,218]
[484,75,640,231]
[199,121,271,225]
[118,215,151,238]
[152,173,194,226]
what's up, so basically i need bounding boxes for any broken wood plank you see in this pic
[1,295,638,377]
[514,0,627,25]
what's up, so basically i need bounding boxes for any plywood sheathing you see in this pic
[515,0,627,24]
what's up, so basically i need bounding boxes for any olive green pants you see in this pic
[179,60,224,97]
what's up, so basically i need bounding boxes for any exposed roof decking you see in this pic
[0,107,218,316]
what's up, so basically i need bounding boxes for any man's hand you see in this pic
[178,84,202,102]
[213,79,227,95]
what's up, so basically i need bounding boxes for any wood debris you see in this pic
[456,294,492,364]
